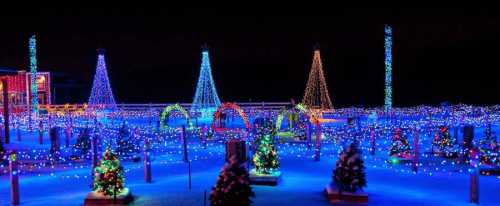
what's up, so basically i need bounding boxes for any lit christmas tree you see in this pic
[252,118,280,174]
[93,148,125,196]
[479,124,499,166]
[191,44,221,118]
[302,44,333,110]
[388,128,411,158]
[333,142,366,192]
[210,155,254,206]
[432,126,459,158]
[88,49,117,111]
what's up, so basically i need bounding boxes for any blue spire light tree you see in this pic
[88,49,117,111]
[384,24,393,110]
[29,35,39,124]
[191,45,221,118]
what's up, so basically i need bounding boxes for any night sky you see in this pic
[0,8,499,107]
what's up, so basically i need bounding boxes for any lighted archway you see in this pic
[160,103,193,130]
[211,102,251,132]
[275,104,308,131]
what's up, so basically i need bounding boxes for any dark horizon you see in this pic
[1,8,499,107]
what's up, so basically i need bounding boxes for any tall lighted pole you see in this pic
[29,35,39,124]
[384,24,393,110]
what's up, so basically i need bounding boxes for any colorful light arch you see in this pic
[211,102,250,132]
[160,103,192,130]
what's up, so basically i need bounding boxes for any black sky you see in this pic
[0,8,499,107]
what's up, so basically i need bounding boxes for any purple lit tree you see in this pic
[88,49,117,111]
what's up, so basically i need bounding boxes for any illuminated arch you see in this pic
[211,102,251,132]
[275,103,318,131]
[160,103,193,130]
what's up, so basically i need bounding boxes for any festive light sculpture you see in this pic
[384,24,393,110]
[302,45,333,110]
[88,49,117,111]
[29,35,39,120]
[160,103,193,130]
[191,45,221,117]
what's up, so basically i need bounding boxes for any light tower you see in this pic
[302,44,333,110]
[384,24,393,110]
[191,44,221,118]
[29,35,38,123]
[88,49,117,111]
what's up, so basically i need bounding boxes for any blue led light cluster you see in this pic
[191,46,221,117]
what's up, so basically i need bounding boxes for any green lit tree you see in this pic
[210,155,254,206]
[333,142,366,192]
[93,148,125,196]
[252,118,279,174]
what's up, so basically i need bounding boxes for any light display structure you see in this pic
[160,103,193,130]
[301,45,333,111]
[191,45,221,119]
[384,24,393,110]
[211,102,250,132]
[88,49,117,112]
[29,35,39,123]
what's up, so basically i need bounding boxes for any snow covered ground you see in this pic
[1,118,499,206]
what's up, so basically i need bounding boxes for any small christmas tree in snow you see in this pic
[388,128,411,158]
[433,126,459,158]
[333,142,366,192]
[479,124,499,166]
[252,118,279,174]
[93,148,125,196]
[210,155,254,206]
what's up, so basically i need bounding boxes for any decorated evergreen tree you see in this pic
[333,142,366,192]
[479,124,499,166]
[93,148,125,196]
[388,128,411,158]
[252,118,279,174]
[433,126,459,158]
[210,155,254,206]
